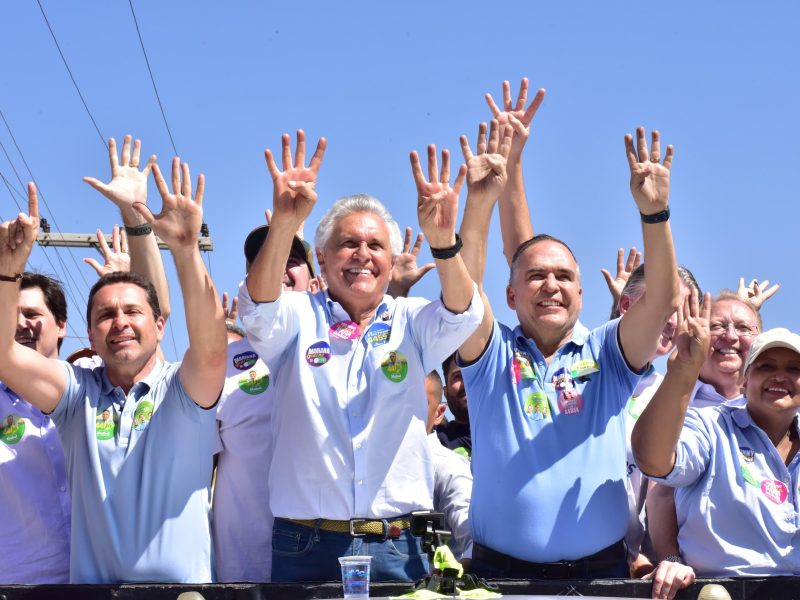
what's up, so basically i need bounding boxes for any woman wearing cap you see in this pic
[633,290,800,583]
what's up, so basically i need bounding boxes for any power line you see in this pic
[127,0,179,156]
[34,0,106,149]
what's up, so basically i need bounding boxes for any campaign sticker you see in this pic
[330,320,360,341]
[0,414,25,445]
[233,351,258,370]
[133,401,154,433]
[238,369,270,395]
[306,341,331,367]
[741,465,759,487]
[95,407,116,441]
[739,447,755,463]
[366,323,391,348]
[570,359,600,379]
[511,351,535,383]
[523,390,550,421]
[380,311,391,321]
[761,479,788,504]
[453,446,471,460]
[381,350,408,383]
[553,367,584,416]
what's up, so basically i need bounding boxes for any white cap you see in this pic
[743,327,800,373]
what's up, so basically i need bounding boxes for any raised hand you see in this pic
[410,145,467,249]
[136,157,204,250]
[222,291,239,327]
[460,119,513,204]
[625,128,674,215]
[388,227,435,297]
[264,130,326,228]
[601,247,642,305]
[84,226,130,276]
[485,78,546,158]
[737,277,780,311]
[670,290,712,369]
[0,183,39,275]
[83,135,157,219]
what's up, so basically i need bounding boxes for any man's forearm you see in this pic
[459,195,494,289]
[245,219,296,303]
[436,255,475,315]
[498,159,533,266]
[641,220,680,318]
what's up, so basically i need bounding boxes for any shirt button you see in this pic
[352,412,358,417]
[355,442,362,449]
[357,480,363,485]
[59,486,66,492]
[49,446,55,451]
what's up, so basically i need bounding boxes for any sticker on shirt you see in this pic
[381,350,408,383]
[330,320,360,341]
[570,359,600,380]
[761,479,788,504]
[232,351,258,370]
[523,390,550,421]
[95,407,117,441]
[306,341,331,367]
[366,322,391,348]
[626,394,649,420]
[132,401,154,433]
[552,367,584,416]
[0,414,25,445]
[739,446,755,463]
[740,465,760,487]
[238,368,270,395]
[512,351,535,383]
[453,446,471,460]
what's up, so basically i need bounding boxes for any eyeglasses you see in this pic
[709,322,758,337]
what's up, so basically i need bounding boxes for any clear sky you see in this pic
[0,1,797,361]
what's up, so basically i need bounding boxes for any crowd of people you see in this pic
[0,78,796,600]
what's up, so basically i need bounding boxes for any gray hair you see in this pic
[314,194,403,256]
[611,264,701,319]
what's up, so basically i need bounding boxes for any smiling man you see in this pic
[239,132,483,582]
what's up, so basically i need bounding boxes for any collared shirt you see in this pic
[428,433,473,559]
[0,383,70,583]
[691,380,745,409]
[460,318,641,562]
[238,283,483,520]
[213,337,275,582]
[652,404,800,576]
[53,360,216,583]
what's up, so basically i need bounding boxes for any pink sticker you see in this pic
[761,479,788,504]
[552,367,584,416]
[329,320,360,340]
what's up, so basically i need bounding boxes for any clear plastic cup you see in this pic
[338,555,371,598]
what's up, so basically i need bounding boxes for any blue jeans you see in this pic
[271,518,430,582]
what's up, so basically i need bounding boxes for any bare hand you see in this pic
[737,277,779,311]
[460,119,513,204]
[644,559,695,600]
[485,78,546,158]
[625,128,674,214]
[601,247,642,305]
[83,135,156,220]
[222,291,238,326]
[410,145,467,249]
[84,226,130,276]
[388,227,435,297]
[136,158,204,250]
[0,183,39,274]
[670,290,712,369]
[264,130,326,229]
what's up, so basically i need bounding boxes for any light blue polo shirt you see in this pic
[52,360,216,583]
[460,317,641,562]
[652,404,800,576]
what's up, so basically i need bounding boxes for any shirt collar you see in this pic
[100,359,165,398]
[513,320,590,349]
[324,292,393,329]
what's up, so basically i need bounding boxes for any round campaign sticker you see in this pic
[761,479,788,504]
[381,350,408,383]
[0,414,25,445]
[523,391,550,421]
[233,351,258,370]
[238,368,270,395]
[133,401,154,433]
[95,407,116,441]
[366,323,391,348]
[306,341,331,367]
[330,320,360,341]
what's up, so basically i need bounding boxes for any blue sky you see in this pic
[1,1,797,360]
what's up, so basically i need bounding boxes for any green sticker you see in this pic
[95,407,116,441]
[133,401,154,432]
[626,394,649,420]
[238,369,270,395]
[570,359,599,379]
[523,391,550,421]
[381,350,408,383]
[0,414,25,445]
[741,465,760,487]
[453,446,471,460]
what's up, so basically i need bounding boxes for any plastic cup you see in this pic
[338,555,371,599]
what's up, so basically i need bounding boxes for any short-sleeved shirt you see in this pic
[213,337,275,582]
[0,383,71,583]
[53,360,216,583]
[460,318,641,562]
[435,420,472,459]
[690,380,745,409]
[238,283,483,520]
[652,404,800,576]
